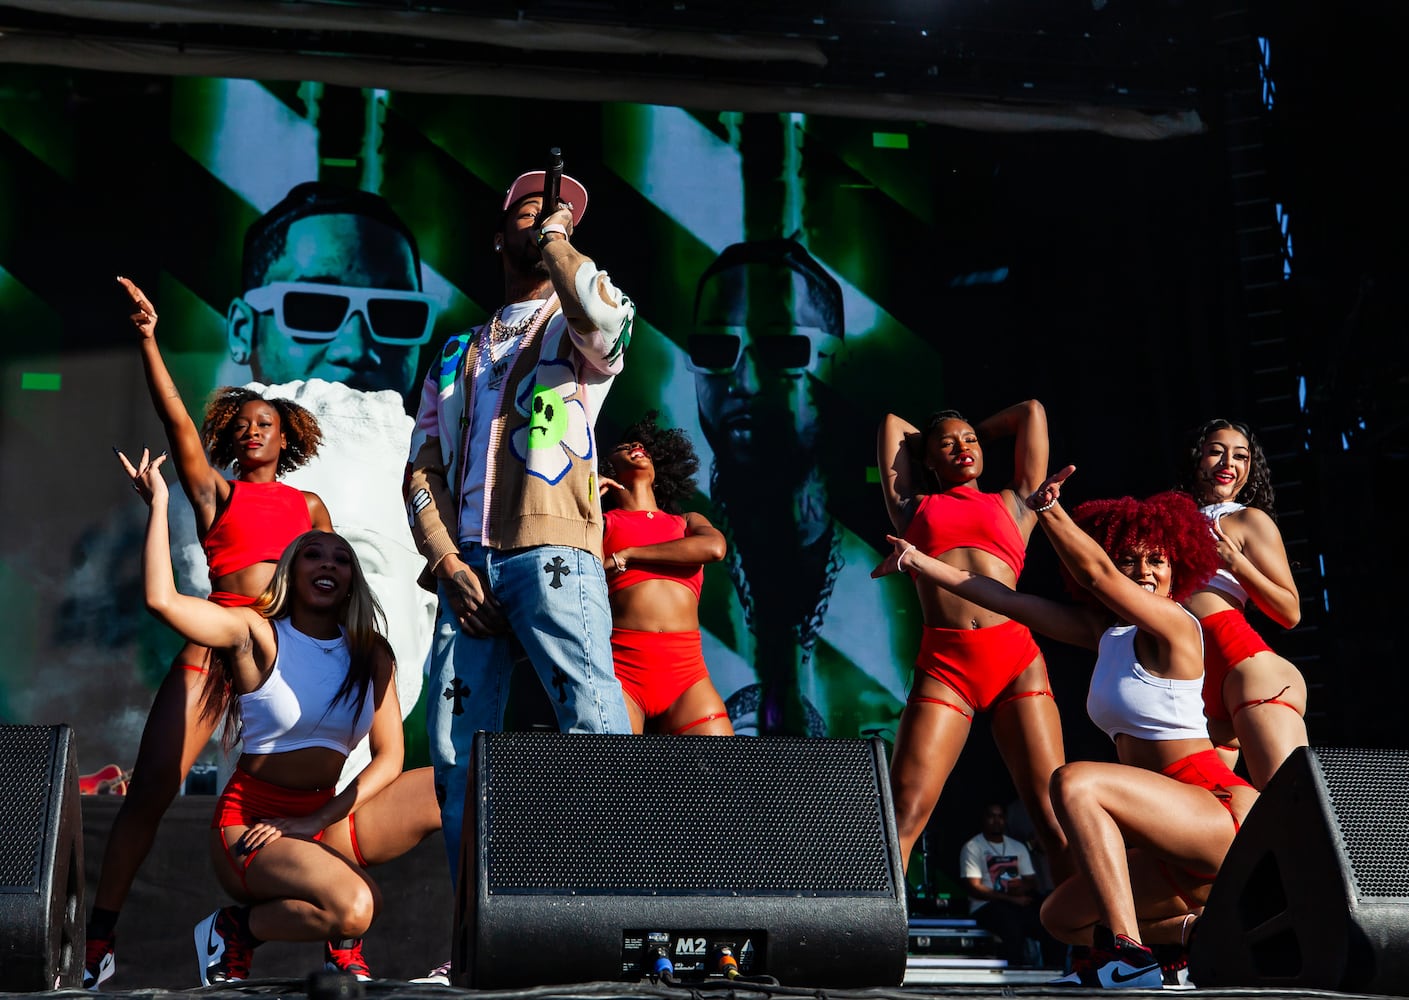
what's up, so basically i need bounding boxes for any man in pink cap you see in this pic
[406,167,636,891]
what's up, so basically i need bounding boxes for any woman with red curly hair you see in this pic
[86,279,333,990]
[1181,418,1306,789]
[876,468,1251,989]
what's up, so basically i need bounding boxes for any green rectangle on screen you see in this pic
[21,372,61,390]
[872,132,909,149]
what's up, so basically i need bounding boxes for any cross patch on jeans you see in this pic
[443,677,470,716]
[543,555,571,589]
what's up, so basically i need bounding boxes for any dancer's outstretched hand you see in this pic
[871,534,916,579]
[114,446,169,505]
[116,276,158,340]
[1025,464,1076,511]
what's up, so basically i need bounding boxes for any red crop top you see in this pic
[602,509,704,601]
[202,480,313,581]
[904,487,1027,577]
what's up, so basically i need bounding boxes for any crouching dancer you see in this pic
[119,448,440,985]
[877,469,1254,988]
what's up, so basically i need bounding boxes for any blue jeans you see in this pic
[426,543,630,881]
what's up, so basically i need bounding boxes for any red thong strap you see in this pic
[992,688,1055,714]
[1231,685,1302,719]
[907,695,973,720]
[670,712,729,736]
[348,812,368,868]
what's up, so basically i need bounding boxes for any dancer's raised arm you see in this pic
[120,448,258,656]
[877,412,923,532]
[974,398,1049,503]
[119,278,228,518]
[1026,467,1202,662]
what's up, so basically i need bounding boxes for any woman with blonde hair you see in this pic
[119,448,438,986]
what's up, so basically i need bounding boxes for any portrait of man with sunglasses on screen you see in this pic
[688,238,845,737]
[227,181,435,399]
[172,182,439,785]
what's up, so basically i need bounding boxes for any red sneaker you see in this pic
[83,933,116,991]
[324,938,372,981]
[194,907,254,985]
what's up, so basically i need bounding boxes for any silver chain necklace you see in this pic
[486,303,544,345]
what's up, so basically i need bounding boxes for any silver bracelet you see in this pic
[1029,497,1057,513]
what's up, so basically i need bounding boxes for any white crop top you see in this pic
[239,618,375,756]
[1199,501,1249,605]
[1086,610,1208,742]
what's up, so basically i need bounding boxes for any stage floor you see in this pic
[18,975,1391,1000]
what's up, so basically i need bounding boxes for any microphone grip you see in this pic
[545,147,563,211]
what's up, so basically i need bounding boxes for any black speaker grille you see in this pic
[479,734,895,895]
[1316,746,1409,899]
[0,726,53,890]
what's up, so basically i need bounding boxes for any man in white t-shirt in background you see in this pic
[959,801,1062,968]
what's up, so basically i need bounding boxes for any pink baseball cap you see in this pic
[502,170,588,226]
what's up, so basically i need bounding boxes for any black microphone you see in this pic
[545,146,563,211]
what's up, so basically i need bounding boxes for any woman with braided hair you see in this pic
[85,279,334,989]
[875,399,1068,879]
[1180,418,1306,789]
[598,412,732,735]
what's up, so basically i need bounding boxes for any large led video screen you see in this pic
[0,67,1235,777]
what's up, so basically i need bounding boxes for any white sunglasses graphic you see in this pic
[243,281,437,346]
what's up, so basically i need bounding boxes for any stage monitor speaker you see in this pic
[1190,746,1409,995]
[454,733,907,988]
[0,724,85,992]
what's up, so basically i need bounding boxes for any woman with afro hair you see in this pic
[876,468,1248,989]
[86,279,333,989]
[1180,418,1306,790]
[597,412,732,735]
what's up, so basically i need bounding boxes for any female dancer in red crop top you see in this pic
[85,279,333,989]
[1181,418,1306,789]
[599,412,732,735]
[120,449,438,986]
[876,400,1068,877]
[877,471,1248,987]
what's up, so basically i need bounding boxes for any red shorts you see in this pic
[610,628,711,719]
[212,768,343,890]
[213,767,333,829]
[1161,747,1254,799]
[1159,748,1253,887]
[1199,609,1272,722]
[914,620,1042,713]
